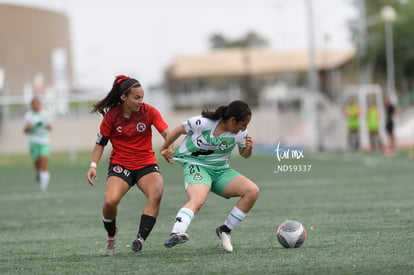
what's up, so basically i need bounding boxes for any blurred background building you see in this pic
[167,48,355,109]
[0,4,72,110]
[1,0,413,156]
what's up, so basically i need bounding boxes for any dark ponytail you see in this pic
[91,75,141,116]
[201,100,251,122]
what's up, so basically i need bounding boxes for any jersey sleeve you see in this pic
[99,111,113,137]
[151,107,168,133]
[236,130,248,148]
[182,115,204,135]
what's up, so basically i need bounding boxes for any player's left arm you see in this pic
[239,136,253,159]
[159,128,173,152]
[23,123,33,134]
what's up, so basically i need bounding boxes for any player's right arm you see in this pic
[87,144,105,186]
[23,123,33,134]
[87,113,112,186]
[23,113,33,134]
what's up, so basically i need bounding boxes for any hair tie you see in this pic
[115,75,130,84]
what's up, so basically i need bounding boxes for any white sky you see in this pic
[2,0,357,92]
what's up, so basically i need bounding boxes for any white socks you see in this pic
[39,171,50,193]
[170,206,246,234]
[224,206,246,230]
[171,208,194,234]
[102,217,113,223]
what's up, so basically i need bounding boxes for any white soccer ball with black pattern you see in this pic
[277,220,306,248]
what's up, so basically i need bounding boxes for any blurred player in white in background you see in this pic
[23,97,52,193]
[160,100,259,253]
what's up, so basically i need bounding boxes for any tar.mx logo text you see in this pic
[273,142,311,174]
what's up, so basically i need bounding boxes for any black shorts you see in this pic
[107,164,160,187]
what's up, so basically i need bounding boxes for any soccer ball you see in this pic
[277,220,306,248]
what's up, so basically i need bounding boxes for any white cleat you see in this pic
[106,228,117,256]
[106,236,116,256]
[216,227,233,253]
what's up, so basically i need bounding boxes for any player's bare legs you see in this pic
[34,158,41,181]
[216,176,260,252]
[222,176,259,213]
[182,183,210,214]
[137,172,164,217]
[102,177,129,256]
[103,177,129,219]
[37,156,49,192]
[164,184,209,248]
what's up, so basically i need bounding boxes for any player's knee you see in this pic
[188,200,205,213]
[147,191,163,206]
[245,184,260,201]
[146,182,163,200]
[103,198,119,209]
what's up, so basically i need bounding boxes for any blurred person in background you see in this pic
[23,97,52,193]
[384,96,397,156]
[160,100,259,253]
[344,98,360,151]
[86,75,171,256]
[367,100,383,152]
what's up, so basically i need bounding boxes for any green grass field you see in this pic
[1,150,413,274]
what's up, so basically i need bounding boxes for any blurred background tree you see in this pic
[351,0,414,104]
[209,31,268,49]
[208,31,269,106]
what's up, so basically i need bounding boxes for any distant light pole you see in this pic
[323,33,333,98]
[304,0,321,152]
[304,0,319,93]
[357,0,369,86]
[381,5,397,100]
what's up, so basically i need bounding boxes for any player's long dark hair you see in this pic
[91,75,141,116]
[201,100,251,122]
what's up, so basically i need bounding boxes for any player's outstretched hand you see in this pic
[161,148,174,164]
[86,167,97,186]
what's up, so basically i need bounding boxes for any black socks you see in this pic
[103,215,156,240]
[138,214,156,240]
[103,219,116,237]
[219,224,231,233]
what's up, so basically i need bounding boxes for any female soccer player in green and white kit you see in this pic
[23,97,52,193]
[160,100,259,252]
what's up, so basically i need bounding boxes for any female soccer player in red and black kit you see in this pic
[86,75,171,256]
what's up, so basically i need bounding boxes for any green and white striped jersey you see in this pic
[173,116,248,168]
[24,109,51,144]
